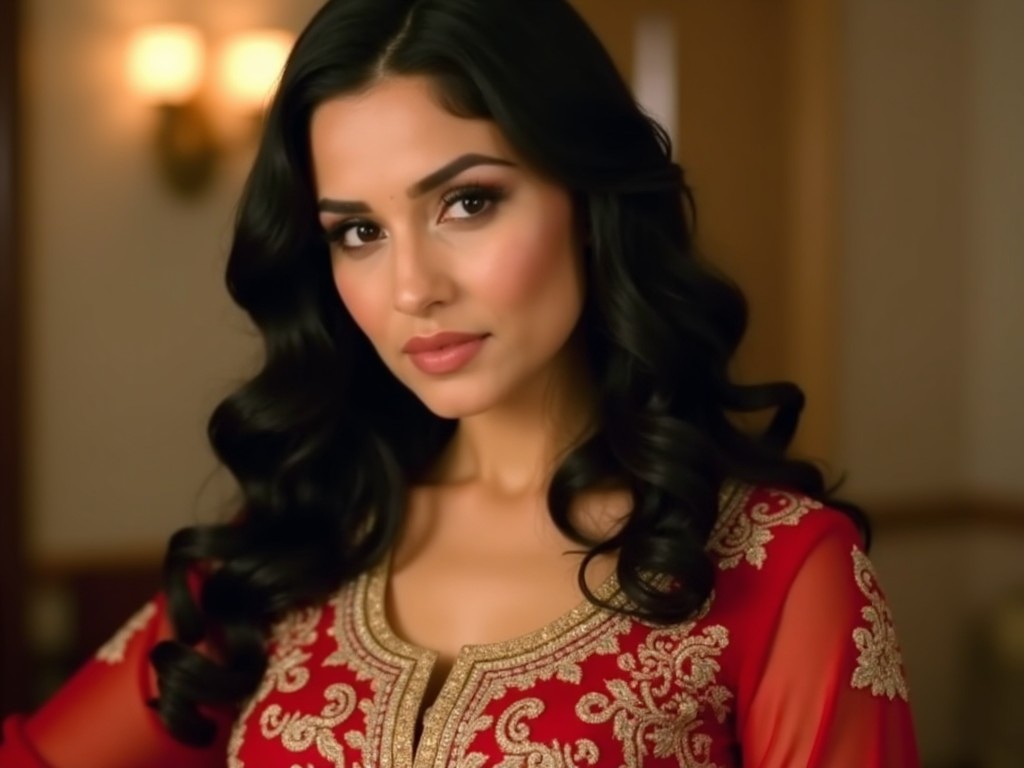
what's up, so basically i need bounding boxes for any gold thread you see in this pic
[95,601,157,664]
[708,485,820,569]
[363,555,626,767]
[227,606,323,768]
[225,483,765,766]
[850,547,910,701]
[260,682,358,767]
[576,623,732,768]
[487,697,600,767]
[332,572,433,768]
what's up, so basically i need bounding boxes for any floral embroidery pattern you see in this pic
[708,487,820,570]
[850,547,909,701]
[260,682,358,767]
[96,601,157,664]
[228,606,324,768]
[483,629,625,703]
[416,582,631,766]
[478,698,600,768]
[576,623,732,768]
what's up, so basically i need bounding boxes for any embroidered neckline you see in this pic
[351,554,623,766]
[363,552,622,666]
[229,481,783,768]
[324,479,748,767]
[364,477,747,667]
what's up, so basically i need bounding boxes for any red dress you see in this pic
[1,484,920,766]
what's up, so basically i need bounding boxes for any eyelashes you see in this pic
[323,182,509,253]
[438,184,508,221]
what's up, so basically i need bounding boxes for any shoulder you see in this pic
[709,480,864,577]
[705,483,911,693]
[705,481,872,638]
[706,489,918,761]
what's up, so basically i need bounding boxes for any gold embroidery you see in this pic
[355,552,628,766]
[227,606,323,768]
[224,482,762,767]
[709,486,820,570]
[850,547,909,701]
[96,601,157,664]
[576,623,732,768]
[473,697,600,767]
[260,682,358,767]
[334,573,435,768]
[423,597,630,766]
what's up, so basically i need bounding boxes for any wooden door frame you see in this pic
[1,0,28,715]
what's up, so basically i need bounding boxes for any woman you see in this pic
[1,0,919,765]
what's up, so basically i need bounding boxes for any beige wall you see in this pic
[839,0,1024,504]
[964,0,1024,497]
[838,0,972,501]
[23,0,326,560]
[840,0,1024,763]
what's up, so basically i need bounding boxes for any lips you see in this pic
[402,332,487,354]
[402,332,489,375]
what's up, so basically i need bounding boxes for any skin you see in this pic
[310,76,627,707]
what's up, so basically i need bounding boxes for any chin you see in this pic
[415,392,494,420]
[401,376,504,420]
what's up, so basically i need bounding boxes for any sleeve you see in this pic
[0,594,232,768]
[738,527,921,767]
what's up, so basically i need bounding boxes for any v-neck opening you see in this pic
[359,552,621,763]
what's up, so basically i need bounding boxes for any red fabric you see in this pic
[1,485,920,766]
[1,717,50,768]
[1,594,229,768]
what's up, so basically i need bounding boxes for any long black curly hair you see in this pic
[150,0,866,746]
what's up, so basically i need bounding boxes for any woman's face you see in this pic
[310,76,585,419]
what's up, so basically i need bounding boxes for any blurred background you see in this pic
[0,0,1021,765]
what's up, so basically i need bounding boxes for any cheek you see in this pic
[477,213,581,311]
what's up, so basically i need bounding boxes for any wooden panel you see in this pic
[783,0,842,461]
[573,1,794,386]
[668,2,791,385]
[570,1,790,378]
[571,1,841,462]
[870,497,1024,535]
[568,0,636,81]
[0,0,28,716]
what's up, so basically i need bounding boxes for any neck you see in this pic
[428,346,596,498]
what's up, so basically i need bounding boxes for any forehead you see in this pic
[310,76,513,191]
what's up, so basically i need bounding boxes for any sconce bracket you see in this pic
[155,101,219,197]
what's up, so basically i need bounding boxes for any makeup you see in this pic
[403,332,489,375]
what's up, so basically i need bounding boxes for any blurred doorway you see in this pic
[571,0,842,460]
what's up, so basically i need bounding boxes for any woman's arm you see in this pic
[0,595,231,768]
[738,529,920,767]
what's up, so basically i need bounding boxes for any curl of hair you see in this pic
[150,0,867,746]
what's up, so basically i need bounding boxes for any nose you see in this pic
[391,232,454,316]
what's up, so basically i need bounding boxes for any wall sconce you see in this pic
[127,25,294,197]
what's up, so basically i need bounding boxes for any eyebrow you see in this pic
[317,153,516,215]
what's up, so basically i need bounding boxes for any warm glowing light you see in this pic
[127,24,205,105]
[219,29,295,111]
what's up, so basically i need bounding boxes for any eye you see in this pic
[439,185,506,222]
[329,220,386,251]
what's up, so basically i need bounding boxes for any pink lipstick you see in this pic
[402,332,488,375]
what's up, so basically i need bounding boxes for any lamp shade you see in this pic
[219,29,294,111]
[127,24,205,105]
